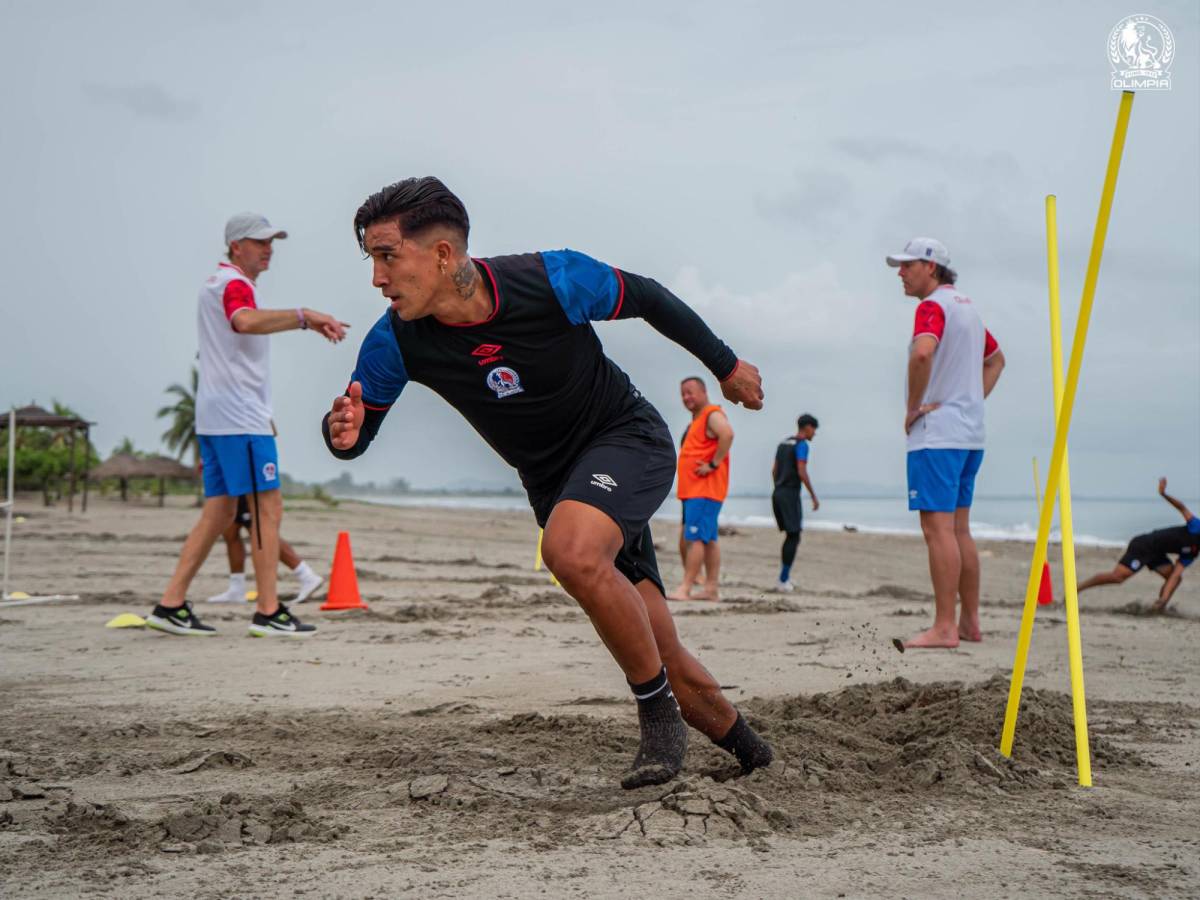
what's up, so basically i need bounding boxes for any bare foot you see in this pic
[894,626,960,651]
[667,585,695,601]
[697,589,720,603]
[957,617,982,642]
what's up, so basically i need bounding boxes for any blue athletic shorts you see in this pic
[682,497,722,544]
[907,449,984,513]
[198,434,280,498]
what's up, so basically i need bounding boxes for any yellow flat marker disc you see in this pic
[245,590,258,601]
[8,591,30,600]
[105,613,147,628]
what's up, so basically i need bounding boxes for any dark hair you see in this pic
[934,264,957,285]
[354,177,470,252]
[797,413,819,430]
[681,376,706,390]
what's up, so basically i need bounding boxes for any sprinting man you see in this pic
[324,177,773,789]
[207,496,325,604]
[146,213,347,638]
[669,376,733,602]
[887,238,1005,651]
[770,414,819,593]
[1078,478,1200,612]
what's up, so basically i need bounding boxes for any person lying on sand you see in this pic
[1077,478,1199,612]
[324,177,774,790]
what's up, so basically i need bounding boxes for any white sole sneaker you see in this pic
[206,588,247,603]
[146,614,217,636]
[292,575,325,604]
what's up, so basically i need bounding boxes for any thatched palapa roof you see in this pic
[1,405,92,429]
[90,453,196,482]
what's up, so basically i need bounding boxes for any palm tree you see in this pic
[157,367,199,465]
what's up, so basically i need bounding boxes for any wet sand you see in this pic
[1,496,1197,898]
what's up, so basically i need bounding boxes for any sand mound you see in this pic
[747,674,1145,797]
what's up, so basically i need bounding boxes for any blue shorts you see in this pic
[682,497,722,544]
[907,449,984,513]
[198,434,280,498]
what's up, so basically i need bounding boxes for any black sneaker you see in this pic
[248,603,316,639]
[146,602,217,636]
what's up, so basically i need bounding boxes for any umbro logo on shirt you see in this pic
[590,473,618,492]
[471,343,503,366]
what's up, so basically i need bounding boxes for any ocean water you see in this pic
[349,492,1183,548]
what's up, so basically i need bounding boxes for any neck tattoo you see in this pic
[452,259,477,300]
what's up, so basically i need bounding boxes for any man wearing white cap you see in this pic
[886,238,1005,651]
[146,213,348,639]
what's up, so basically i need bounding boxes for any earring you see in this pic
[439,262,447,276]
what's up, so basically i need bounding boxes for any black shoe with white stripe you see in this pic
[248,603,316,639]
[146,602,217,636]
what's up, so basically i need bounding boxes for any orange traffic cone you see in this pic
[320,531,368,610]
[1037,561,1054,606]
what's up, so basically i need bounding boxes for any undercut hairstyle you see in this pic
[797,413,819,430]
[681,376,706,390]
[354,177,470,252]
[934,264,957,285]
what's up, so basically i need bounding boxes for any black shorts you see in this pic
[234,495,252,529]
[1118,536,1170,573]
[528,407,675,593]
[772,488,803,533]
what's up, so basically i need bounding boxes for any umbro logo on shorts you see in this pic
[590,473,618,492]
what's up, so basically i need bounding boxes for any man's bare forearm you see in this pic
[711,432,733,466]
[1160,489,1191,520]
[982,351,1005,398]
[907,353,933,411]
[1156,566,1184,608]
[232,308,306,335]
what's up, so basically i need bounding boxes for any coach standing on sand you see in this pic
[887,238,1004,652]
[146,213,347,639]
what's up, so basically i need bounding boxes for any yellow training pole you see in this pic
[534,528,560,585]
[1000,91,1133,761]
[1046,194,1093,786]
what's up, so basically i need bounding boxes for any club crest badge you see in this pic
[486,366,524,399]
[1108,15,1174,91]
[262,462,277,482]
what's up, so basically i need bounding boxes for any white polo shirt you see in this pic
[906,284,1000,452]
[195,262,273,436]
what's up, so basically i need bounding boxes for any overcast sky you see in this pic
[2,1,1197,500]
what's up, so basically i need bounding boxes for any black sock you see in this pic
[715,711,774,774]
[622,667,687,790]
[629,667,671,704]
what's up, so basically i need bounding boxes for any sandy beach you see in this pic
[1,495,1197,898]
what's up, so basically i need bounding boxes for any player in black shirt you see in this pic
[1078,478,1200,611]
[770,414,819,592]
[324,177,773,789]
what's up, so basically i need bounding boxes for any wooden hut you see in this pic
[90,453,197,506]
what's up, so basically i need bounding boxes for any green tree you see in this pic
[112,436,147,458]
[157,367,199,464]
[0,400,99,505]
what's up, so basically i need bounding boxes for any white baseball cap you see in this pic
[225,212,288,244]
[886,237,955,277]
